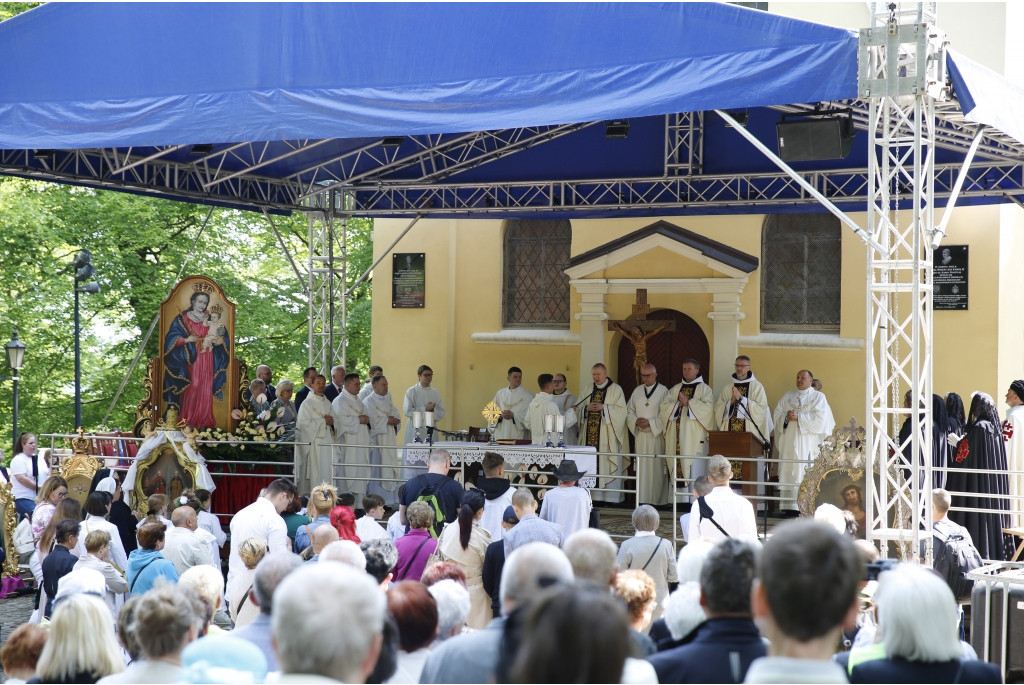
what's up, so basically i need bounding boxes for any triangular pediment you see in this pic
[565,220,758,280]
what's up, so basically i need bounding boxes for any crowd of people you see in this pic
[0,433,1011,684]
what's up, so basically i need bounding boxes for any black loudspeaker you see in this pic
[776,117,855,162]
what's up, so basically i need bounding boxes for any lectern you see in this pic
[707,431,763,503]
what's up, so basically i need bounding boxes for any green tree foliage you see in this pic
[0,178,372,455]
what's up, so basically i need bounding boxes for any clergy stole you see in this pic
[673,382,699,455]
[729,381,751,433]
[584,384,609,448]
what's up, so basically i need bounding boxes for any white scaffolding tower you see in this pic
[861,3,945,559]
[306,189,349,372]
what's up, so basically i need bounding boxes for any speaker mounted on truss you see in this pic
[776,109,855,162]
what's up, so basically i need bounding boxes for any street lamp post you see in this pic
[5,329,26,448]
[71,250,101,429]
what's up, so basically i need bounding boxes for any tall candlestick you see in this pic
[556,414,565,432]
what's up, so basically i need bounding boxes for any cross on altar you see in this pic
[607,289,676,385]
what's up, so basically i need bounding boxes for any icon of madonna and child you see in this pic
[162,282,232,429]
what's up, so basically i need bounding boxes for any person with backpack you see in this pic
[399,450,464,537]
[929,487,983,602]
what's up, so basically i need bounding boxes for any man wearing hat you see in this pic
[539,460,593,539]
[1005,379,1024,526]
[482,505,518,617]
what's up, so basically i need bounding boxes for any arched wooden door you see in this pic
[615,309,710,400]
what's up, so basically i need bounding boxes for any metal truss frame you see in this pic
[307,190,348,372]
[665,111,704,176]
[861,4,945,561]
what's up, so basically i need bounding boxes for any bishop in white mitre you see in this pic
[333,373,372,496]
[493,367,534,441]
[581,363,628,503]
[527,374,577,443]
[772,369,835,511]
[295,373,336,493]
[627,364,670,505]
[661,359,715,487]
[403,365,446,444]
[364,375,403,502]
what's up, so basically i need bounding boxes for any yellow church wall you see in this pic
[997,204,1024,398]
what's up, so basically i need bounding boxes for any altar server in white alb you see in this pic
[1003,379,1024,526]
[333,373,372,497]
[580,363,628,502]
[627,364,670,505]
[552,374,579,446]
[492,366,534,442]
[358,365,383,401]
[403,365,446,444]
[772,369,835,512]
[662,359,715,490]
[364,374,403,503]
[295,374,336,494]
[527,374,576,444]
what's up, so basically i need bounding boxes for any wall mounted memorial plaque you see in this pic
[393,252,425,308]
[933,245,968,311]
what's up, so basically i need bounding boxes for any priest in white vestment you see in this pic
[493,367,534,441]
[333,373,372,496]
[295,374,336,493]
[403,365,446,444]
[527,374,577,443]
[627,364,670,505]
[661,359,715,490]
[552,374,579,446]
[1004,380,1024,526]
[358,365,383,401]
[580,363,628,503]
[714,356,773,440]
[772,369,835,511]
[365,375,403,504]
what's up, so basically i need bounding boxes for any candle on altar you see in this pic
[556,414,565,432]
[545,414,554,432]
[425,412,434,427]
[413,412,422,428]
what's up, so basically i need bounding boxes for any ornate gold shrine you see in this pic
[0,483,20,577]
[131,432,201,512]
[55,428,103,507]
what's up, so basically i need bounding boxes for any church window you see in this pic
[503,219,571,328]
[760,213,841,331]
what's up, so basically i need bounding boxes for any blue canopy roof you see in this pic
[0,2,858,148]
[0,2,1020,218]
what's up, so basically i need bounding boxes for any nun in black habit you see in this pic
[898,393,952,491]
[947,392,1013,561]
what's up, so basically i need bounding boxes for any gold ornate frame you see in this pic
[131,433,201,512]
[0,483,19,577]
[55,429,103,508]
[797,418,912,558]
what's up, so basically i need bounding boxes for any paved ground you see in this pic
[0,591,35,678]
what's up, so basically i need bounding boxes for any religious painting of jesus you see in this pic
[159,277,237,430]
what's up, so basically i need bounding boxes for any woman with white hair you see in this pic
[849,564,1000,683]
[35,594,124,683]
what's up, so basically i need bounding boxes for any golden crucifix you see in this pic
[607,289,675,385]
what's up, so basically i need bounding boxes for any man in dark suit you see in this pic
[323,365,345,403]
[256,364,277,403]
[293,366,319,414]
[42,519,81,618]
[647,537,766,683]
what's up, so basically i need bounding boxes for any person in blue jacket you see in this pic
[126,519,179,596]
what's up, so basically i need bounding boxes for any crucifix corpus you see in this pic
[608,289,675,386]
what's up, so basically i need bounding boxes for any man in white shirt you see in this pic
[295,374,336,494]
[539,459,592,539]
[493,366,533,441]
[477,452,515,541]
[772,370,835,513]
[163,505,215,576]
[228,478,297,588]
[580,363,627,503]
[551,374,579,446]
[364,374,403,503]
[662,358,715,491]
[403,365,446,445]
[355,493,388,541]
[627,364,670,505]
[358,365,383,401]
[688,455,758,543]
[333,373,371,496]
[1004,380,1024,527]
